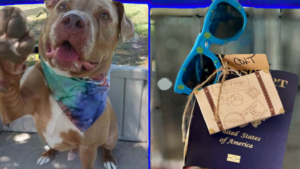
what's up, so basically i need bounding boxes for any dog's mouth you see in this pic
[45,40,97,72]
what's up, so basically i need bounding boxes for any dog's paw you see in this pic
[37,149,56,166]
[104,162,117,169]
[67,149,77,161]
[37,155,51,166]
[103,149,117,169]
[0,7,34,92]
[0,6,35,63]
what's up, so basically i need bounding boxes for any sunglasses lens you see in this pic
[209,2,244,39]
[182,54,216,90]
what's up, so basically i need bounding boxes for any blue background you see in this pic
[1,0,300,8]
[1,1,299,169]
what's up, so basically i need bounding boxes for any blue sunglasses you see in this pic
[174,0,247,95]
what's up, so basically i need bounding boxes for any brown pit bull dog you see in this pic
[0,0,134,168]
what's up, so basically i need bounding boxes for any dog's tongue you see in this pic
[56,42,79,61]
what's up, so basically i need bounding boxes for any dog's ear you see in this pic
[113,1,135,42]
[44,0,60,10]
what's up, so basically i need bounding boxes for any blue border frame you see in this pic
[174,0,247,95]
[1,1,299,169]
[147,5,151,169]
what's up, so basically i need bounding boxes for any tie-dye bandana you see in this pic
[41,61,109,132]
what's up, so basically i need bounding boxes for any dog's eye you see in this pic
[100,13,109,20]
[59,3,67,10]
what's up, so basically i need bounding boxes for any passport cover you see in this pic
[184,70,298,169]
[195,70,284,134]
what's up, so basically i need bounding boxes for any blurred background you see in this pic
[150,7,300,169]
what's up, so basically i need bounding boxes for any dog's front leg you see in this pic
[79,146,98,169]
[0,7,35,124]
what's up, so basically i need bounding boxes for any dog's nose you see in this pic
[61,14,86,32]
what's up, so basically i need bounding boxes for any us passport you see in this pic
[184,70,298,169]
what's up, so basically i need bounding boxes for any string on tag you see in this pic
[182,54,241,142]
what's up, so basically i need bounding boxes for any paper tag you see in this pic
[195,70,283,134]
[223,54,270,70]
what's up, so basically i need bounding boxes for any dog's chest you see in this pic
[42,95,84,148]
[41,61,109,132]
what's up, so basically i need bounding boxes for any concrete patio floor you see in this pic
[0,132,148,169]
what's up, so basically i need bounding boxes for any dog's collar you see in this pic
[41,60,110,132]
